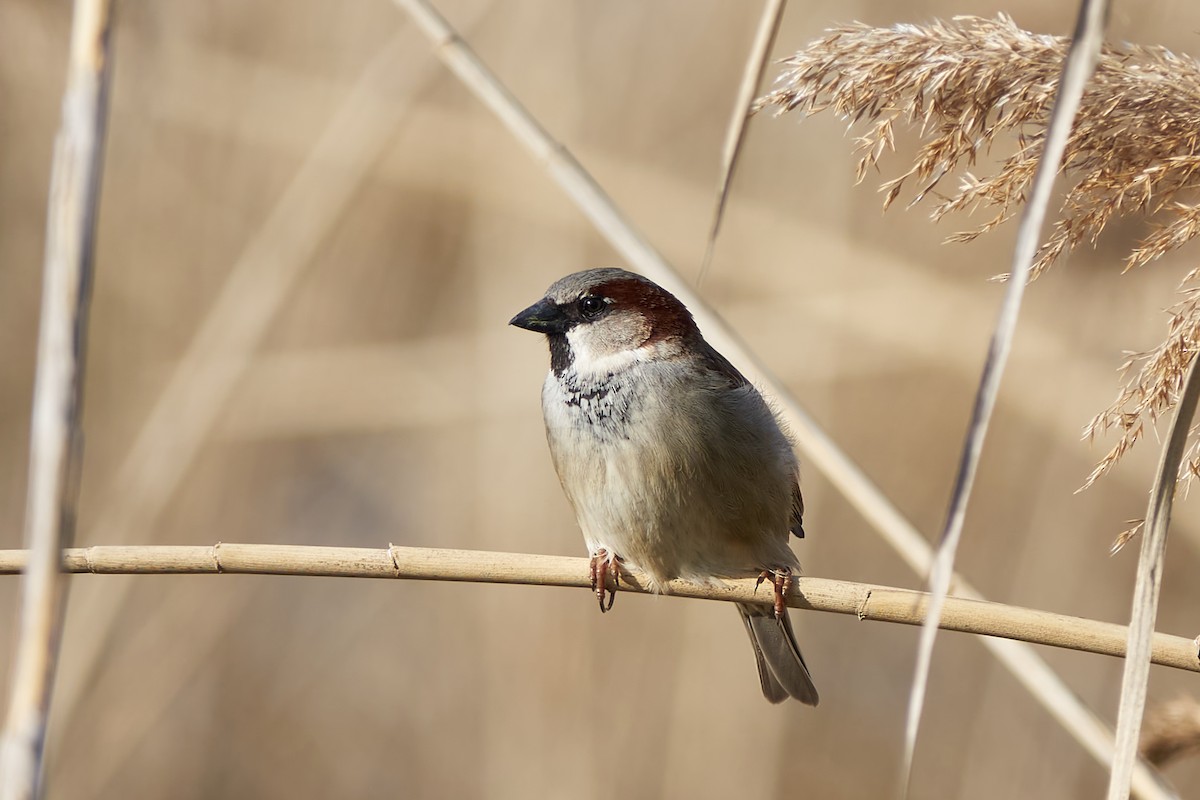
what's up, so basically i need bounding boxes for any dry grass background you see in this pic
[4,0,1200,797]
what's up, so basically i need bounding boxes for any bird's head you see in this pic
[510,268,699,376]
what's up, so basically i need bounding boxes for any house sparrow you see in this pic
[510,268,818,705]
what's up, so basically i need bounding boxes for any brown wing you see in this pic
[696,339,752,389]
[699,339,807,539]
[790,481,805,539]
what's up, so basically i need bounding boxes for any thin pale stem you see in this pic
[0,0,115,797]
[1108,351,1200,799]
[903,2,1111,795]
[698,0,786,282]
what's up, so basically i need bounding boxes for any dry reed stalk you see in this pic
[699,0,786,280]
[1142,696,1200,767]
[390,2,1173,795]
[1109,351,1200,799]
[0,543,1197,673]
[885,4,1110,794]
[0,1,115,798]
[757,13,1200,502]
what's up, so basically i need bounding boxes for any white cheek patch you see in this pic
[565,327,649,377]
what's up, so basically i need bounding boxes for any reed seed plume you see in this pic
[757,14,1200,496]
[1085,270,1200,494]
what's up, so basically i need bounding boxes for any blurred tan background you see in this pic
[4,0,1200,797]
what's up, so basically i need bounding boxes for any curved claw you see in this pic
[589,549,620,613]
[756,566,793,619]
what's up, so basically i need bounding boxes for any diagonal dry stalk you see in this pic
[757,14,1200,501]
[0,1,115,797]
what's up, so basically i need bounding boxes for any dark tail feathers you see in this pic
[737,603,819,706]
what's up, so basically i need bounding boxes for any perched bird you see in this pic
[510,268,818,705]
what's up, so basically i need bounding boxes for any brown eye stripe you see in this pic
[590,277,698,343]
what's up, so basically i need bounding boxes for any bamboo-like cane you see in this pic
[0,544,1196,674]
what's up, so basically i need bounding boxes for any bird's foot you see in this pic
[756,566,792,619]
[589,549,621,613]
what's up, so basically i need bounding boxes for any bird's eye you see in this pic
[577,295,607,318]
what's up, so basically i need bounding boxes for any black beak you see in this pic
[510,297,570,334]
